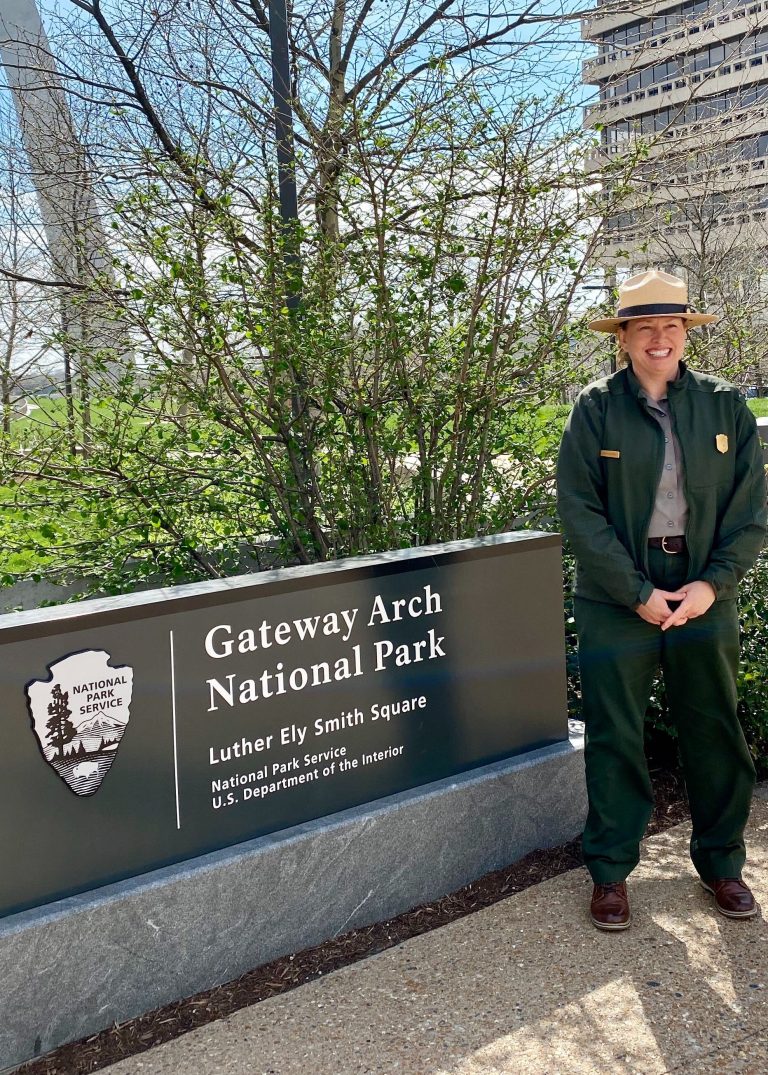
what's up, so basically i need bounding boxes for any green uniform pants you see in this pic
[576,547,755,884]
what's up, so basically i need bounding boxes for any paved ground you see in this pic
[103,790,768,1075]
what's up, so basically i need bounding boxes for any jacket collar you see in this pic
[625,360,690,398]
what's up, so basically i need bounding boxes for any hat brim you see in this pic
[588,312,719,333]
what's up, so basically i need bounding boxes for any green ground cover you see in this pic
[12,395,764,443]
[14,397,153,439]
[1,396,765,580]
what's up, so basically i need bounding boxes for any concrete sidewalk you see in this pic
[103,791,768,1075]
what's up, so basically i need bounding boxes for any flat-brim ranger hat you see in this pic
[588,269,719,332]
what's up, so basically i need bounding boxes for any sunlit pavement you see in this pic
[103,786,768,1075]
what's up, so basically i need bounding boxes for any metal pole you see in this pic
[268,0,302,308]
[582,274,619,373]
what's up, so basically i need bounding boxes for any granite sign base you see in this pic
[0,733,585,1072]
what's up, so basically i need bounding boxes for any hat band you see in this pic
[617,302,690,319]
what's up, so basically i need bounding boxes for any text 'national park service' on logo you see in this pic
[25,650,134,796]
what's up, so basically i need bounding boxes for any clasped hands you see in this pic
[636,580,716,630]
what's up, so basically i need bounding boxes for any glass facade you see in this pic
[602,85,768,143]
[601,28,768,99]
[606,186,768,233]
[599,0,737,48]
[588,1,768,238]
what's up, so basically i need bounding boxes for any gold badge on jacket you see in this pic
[716,434,729,454]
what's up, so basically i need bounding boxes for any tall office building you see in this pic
[581,0,768,264]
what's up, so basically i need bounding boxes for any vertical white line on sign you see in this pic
[170,630,181,829]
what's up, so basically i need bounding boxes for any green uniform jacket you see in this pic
[557,362,767,608]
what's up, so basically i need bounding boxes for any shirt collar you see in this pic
[638,387,668,409]
[626,360,689,400]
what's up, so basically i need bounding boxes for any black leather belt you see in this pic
[648,536,686,554]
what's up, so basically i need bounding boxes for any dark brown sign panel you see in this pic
[0,533,567,918]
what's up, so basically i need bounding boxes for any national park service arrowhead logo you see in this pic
[26,650,133,796]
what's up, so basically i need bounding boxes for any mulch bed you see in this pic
[16,767,690,1075]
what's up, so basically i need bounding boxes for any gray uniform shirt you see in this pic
[639,391,689,538]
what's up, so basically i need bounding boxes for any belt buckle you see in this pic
[661,536,679,555]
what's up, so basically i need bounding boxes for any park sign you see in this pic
[0,532,567,919]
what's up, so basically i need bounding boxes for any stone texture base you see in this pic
[0,735,585,1072]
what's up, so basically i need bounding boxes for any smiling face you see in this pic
[617,316,687,385]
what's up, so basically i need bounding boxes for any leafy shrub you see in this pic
[737,548,768,776]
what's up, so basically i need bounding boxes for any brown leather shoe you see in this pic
[590,882,631,931]
[700,878,758,919]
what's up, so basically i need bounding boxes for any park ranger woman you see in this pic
[557,269,767,930]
